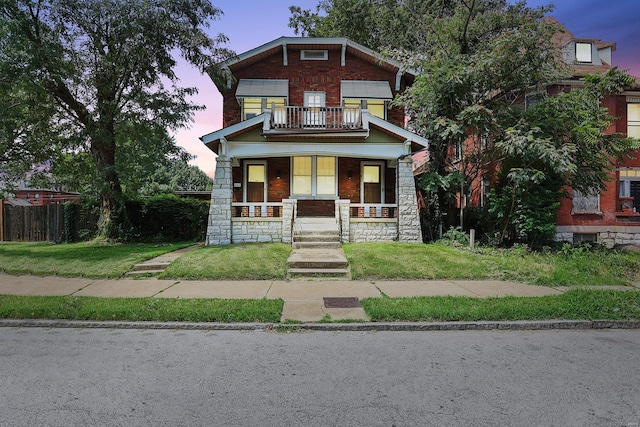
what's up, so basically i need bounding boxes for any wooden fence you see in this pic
[0,203,99,242]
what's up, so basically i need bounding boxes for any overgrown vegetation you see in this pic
[343,242,640,286]
[0,295,283,323]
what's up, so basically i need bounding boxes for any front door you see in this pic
[362,164,382,203]
[246,163,265,202]
[631,181,640,212]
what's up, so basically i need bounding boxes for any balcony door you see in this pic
[304,92,325,127]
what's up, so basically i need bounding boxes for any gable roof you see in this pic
[222,36,416,78]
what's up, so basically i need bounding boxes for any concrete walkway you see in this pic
[0,274,568,322]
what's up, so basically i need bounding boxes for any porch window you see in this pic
[344,98,386,120]
[304,92,326,127]
[292,156,336,197]
[628,104,640,139]
[292,157,312,195]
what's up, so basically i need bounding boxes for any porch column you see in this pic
[335,199,351,243]
[282,199,297,243]
[397,156,422,243]
[206,156,232,245]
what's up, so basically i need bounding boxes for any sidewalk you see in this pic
[0,273,565,322]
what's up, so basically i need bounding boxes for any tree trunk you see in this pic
[90,120,126,239]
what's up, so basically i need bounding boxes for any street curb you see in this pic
[1,319,640,331]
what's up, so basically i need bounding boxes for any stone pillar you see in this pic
[397,156,422,243]
[206,156,233,245]
[335,200,351,243]
[282,199,297,243]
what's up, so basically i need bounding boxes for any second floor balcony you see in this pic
[268,105,363,132]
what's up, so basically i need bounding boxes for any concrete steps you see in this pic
[126,244,203,276]
[288,218,350,279]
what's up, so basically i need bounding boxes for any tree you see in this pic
[289,0,437,50]
[488,68,640,245]
[390,0,568,239]
[0,0,232,238]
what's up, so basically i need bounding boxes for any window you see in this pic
[575,42,592,63]
[573,233,597,245]
[292,156,336,197]
[241,97,286,120]
[572,189,600,214]
[236,79,288,120]
[481,175,491,207]
[620,168,640,212]
[301,50,328,60]
[292,157,312,195]
[525,93,543,110]
[628,104,640,139]
[454,140,464,161]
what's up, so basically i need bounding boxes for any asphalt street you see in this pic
[1,327,639,426]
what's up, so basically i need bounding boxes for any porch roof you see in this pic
[200,111,429,156]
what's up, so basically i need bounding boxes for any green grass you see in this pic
[0,241,193,278]
[160,242,291,280]
[0,295,283,323]
[343,242,640,286]
[361,289,640,322]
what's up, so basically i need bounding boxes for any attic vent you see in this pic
[301,50,328,60]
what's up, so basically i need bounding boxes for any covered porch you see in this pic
[201,110,428,245]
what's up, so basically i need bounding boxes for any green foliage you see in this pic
[289,0,435,50]
[0,0,232,239]
[361,290,640,322]
[126,194,209,242]
[0,295,283,323]
[63,202,75,243]
[439,227,470,247]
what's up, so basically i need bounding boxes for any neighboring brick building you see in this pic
[201,37,428,245]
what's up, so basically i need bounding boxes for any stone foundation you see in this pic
[555,226,640,248]
[231,218,283,243]
[349,219,397,242]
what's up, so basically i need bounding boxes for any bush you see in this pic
[127,194,209,242]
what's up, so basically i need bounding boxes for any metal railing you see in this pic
[270,106,362,130]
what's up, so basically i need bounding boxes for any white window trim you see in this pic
[290,156,337,199]
[575,42,592,63]
[360,161,385,204]
[301,50,328,60]
[243,160,267,203]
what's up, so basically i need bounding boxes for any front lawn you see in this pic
[343,242,640,286]
[160,242,291,280]
[0,241,193,278]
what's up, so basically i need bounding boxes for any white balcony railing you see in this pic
[270,106,362,130]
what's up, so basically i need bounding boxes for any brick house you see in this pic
[201,37,428,245]
[549,21,640,247]
[434,19,640,247]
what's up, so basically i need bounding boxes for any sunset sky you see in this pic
[175,0,640,177]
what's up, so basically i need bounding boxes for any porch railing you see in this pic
[270,106,362,130]
[350,203,397,218]
[232,203,284,218]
